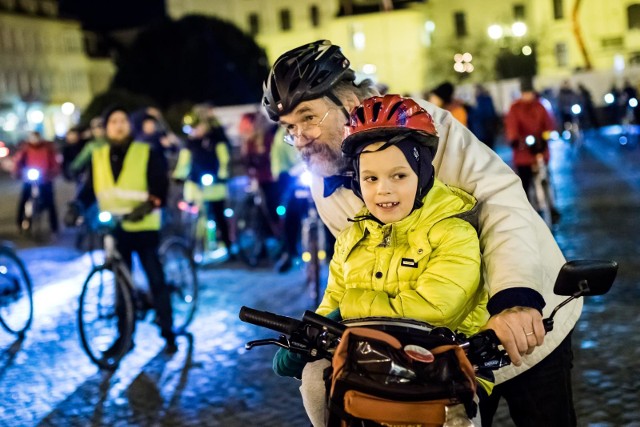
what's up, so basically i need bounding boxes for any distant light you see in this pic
[362,63,377,74]
[224,208,234,218]
[207,220,216,230]
[276,205,286,216]
[318,250,327,260]
[453,53,463,62]
[512,22,527,37]
[549,131,560,140]
[0,265,6,274]
[61,102,75,115]
[300,170,313,186]
[454,62,465,73]
[619,136,628,145]
[522,45,533,56]
[424,20,435,32]
[462,52,472,63]
[182,125,192,134]
[0,147,8,158]
[464,63,474,73]
[98,212,112,223]
[353,31,366,51]
[571,104,582,115]
[629,98,638,108]
[27,168,40,181]
[2,113,19,131]
[488,24,503,40]
[201,173,214,186]
[604,93,615,104]
[562,130,572,140]
[525,135,536,146]
[302,252,312,263]
[613,54,625,72]
[27,109,44,124]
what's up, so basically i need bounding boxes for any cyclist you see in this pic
[263,40,580,426]
[505,78,561,223]
[70,116,107,178]
[65,106,177,355]
[13,130,60,237]
[274,95,489,425]
[173,111,233,260]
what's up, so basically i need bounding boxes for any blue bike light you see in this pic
[98,211,112,223]
[525,135,536,146]
[201,174,214,186]
[26,168,40,181]
[224,208,234,218]
[276,205,286,216]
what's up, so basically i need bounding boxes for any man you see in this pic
[13,130,60,237]
[263,40,580,426]
[505,78,561,223]
[66,106,177,355]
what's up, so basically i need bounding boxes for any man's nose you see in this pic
[293,132,314,149]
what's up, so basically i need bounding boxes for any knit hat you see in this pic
[431,82,454,104]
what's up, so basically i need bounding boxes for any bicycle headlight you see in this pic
[525,135,536,146]
[299,170,313,187]
[26,168,40,181]
[201,174,214,186]
[571,104,581,115]
[98,211,113,223]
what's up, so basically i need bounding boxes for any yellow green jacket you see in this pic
[92,142,161,232]
[172,144,230,202]
[317,179,488,337]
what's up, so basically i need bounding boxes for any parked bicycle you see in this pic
[0,242,33,337]
[240,259,617,426]
[77,211,197,370]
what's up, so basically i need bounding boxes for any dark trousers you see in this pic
[17,181,59,233]
[115,229,174,342]
[480,332,576,427]
[204,200,232,249]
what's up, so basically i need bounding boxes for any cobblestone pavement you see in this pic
[0,130,639,427]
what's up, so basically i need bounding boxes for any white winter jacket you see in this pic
[310,99,582,384]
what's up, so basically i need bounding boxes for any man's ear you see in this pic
[341,92,361,112]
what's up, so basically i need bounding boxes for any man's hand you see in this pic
[126,201,154,222]
[482,307,545,367]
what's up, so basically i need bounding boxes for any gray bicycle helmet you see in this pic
[262,40,356,121]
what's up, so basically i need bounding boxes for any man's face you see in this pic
[142,119,157,135]
[105,111,131,144]
[359,143,418,224]
[278,98,349,177]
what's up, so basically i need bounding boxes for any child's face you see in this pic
[359,142,418,224]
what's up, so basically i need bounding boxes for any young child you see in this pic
[274,95,489,426]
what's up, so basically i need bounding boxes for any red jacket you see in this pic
[13,140,60,182]
[504,98,555,167]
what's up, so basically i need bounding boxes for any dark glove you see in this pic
[273,348,311,379]
[64,201,83,227]
[126,200,154,222]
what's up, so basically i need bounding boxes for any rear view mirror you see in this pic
[553,260,618,297]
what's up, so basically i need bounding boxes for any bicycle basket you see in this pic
[327,327,476,427]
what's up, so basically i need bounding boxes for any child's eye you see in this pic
[393,173,407,180]
[362,176,377,183]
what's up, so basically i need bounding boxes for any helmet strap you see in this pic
[325,92,350,121]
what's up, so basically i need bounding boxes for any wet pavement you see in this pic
[0,129,639,427]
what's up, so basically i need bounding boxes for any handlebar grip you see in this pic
[302,310,346,336]
[239,306,302,335]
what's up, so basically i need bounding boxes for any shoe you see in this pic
[163,340,178,354]
[274,253,293,273]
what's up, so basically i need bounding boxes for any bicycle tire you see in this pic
[235,198,267,267]
[0,246,34,336]
[159,237,198,333]
[78,263,135,370]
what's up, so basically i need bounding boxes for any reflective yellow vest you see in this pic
[92,142,161,232]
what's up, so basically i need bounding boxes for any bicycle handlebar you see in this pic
[240,306,303,336]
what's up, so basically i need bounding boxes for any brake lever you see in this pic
[246,335,291,350]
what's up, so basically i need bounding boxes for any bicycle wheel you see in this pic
[159,237,198,332]
[235,197,267,267]
[78,263,135,370]
[0,246,34,336]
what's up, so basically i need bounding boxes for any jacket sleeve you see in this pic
[418,99,546,302]
[316,238,347,316]
[340,219,481,329]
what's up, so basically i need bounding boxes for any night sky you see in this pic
[57,0,166,32]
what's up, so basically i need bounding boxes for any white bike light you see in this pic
[525,135,536,146]
[629,98,638,108]
[98,211,112,223]
[300,170,313,187]
[26,168,40,181]
[571,104,582,115]
[201,174,214,186]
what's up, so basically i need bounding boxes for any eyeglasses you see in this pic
[282,109,331,146]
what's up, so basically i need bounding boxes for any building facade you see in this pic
[0,0,105,142]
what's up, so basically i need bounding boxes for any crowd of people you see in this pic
[7,37,633,425]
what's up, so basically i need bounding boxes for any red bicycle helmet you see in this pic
[262,40,355,121]
[342,95,439,158]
